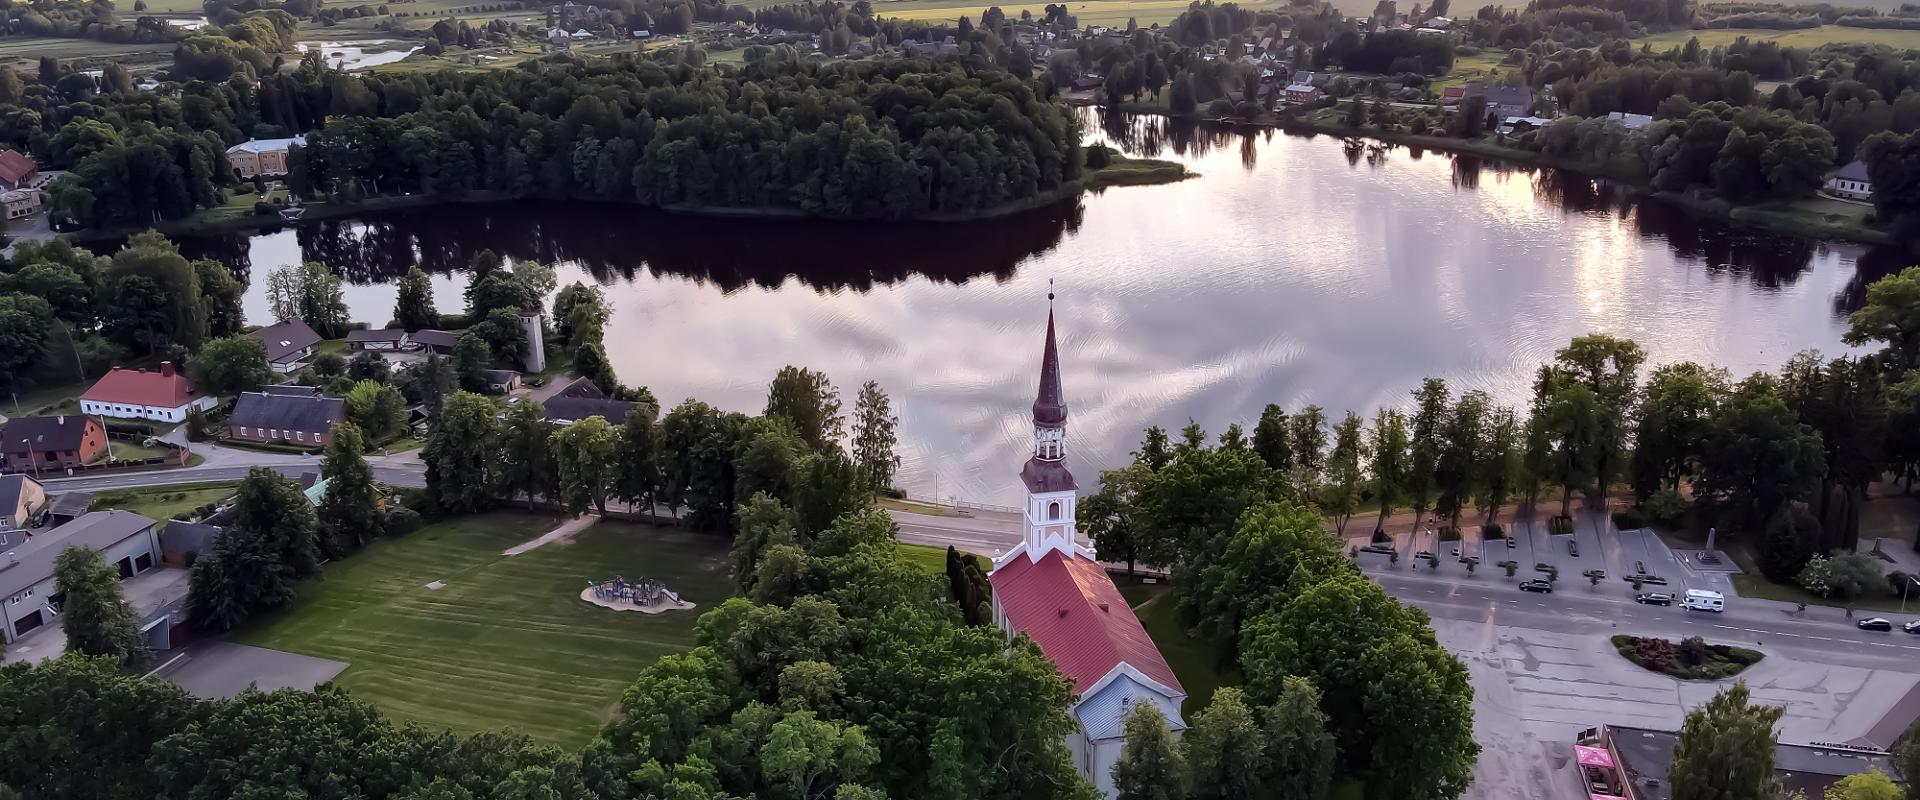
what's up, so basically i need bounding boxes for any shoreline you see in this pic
[1086,100,1898,248]
[64,157,1189,241]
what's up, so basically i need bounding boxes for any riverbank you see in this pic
[1089,99,1897,247]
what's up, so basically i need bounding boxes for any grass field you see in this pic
[850,0,1297,28]
[1116,578,1240,715]
[90,482,238,529]
[1436,51,1508,90]
[237,513,733,746]
[1643,25,1920,51]
[896,541,989,573]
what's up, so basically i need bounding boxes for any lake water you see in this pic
[157,109,1912,505]
[295,40,423,71]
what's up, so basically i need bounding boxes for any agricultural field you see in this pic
[1642,25,1920,51]
[840,0,1301,28]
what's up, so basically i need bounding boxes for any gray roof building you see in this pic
[545,396,638,426]
[0,510,157,599]
[1832,160,1872,182]
[229,391,346,435]
[1602,725,1895,800]
[252,319,324,366]
[0,415,91,454]
[410,330,461,352]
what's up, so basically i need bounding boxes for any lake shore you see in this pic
[1087,99,1898,248]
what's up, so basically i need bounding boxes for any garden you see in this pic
[1611,634,1764,680]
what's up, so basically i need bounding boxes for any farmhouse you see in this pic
[0,415,108,472]
[229,390,346,448]
[80,363,217,423]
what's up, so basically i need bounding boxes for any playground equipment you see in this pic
[587,576,683,609]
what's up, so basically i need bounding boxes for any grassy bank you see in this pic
[1085,154,1192,189]
[90,482,239,529]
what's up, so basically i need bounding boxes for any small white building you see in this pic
[1,510,161,643]
[1825,160,1873,201]
[225,135,307,179]
[1606,111,1653,130]
[1,188,39,220]
[79,363,218,423]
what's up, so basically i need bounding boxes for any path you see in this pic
[503,514,599,556]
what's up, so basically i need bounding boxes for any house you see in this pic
[262,384,319,397]
[545,396,638,425]
[547,26,572,48]
[0,510,160,644]
[0,415,109,472]
[410,329,461,354]
[80,363,216,423]
[1284,83,1322,105]
[0,149,36,191]
[347,328,413,351]
[1070,74,1105,91]
[989,306,1186,799]
[1578,724,1895,800]
[159,520,222,567]
[228,390,346,448]
[1606,111,1653,131]
[252,318,324,374]
[484,369,522,394]
[2,189,39,219]
[1825,160,1873,201]
[1463,83,1534,118]
[1442,85,1466,105]
[224,136,306,179]
[0,474,47,531]
[1497,115,1554,135]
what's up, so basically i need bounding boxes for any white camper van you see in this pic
[1681,589,1725,612]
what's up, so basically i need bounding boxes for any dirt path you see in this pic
[502,514,599,556]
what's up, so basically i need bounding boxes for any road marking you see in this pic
[1870,642,1900,648]
[1806,636,1834,641]
[1776,632,1800,637]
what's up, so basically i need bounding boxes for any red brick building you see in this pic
[0,149,36,191]
[0,415,108,472]
[227,389,345,448]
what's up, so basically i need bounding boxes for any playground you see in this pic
[237,512,730,746]
[581,576,696,614]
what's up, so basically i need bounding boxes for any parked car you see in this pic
[1635,592,1673,606]
[1858,618,1893,632]
[1905,620,1920,634]
[1519,579,1553,594]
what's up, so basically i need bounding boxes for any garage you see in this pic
[11,609,42,638]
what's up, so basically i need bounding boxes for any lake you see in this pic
[160,109,1913,506]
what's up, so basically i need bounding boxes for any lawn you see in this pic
[847,0,1296,27]
[5,375,88,417]
[1642,25,1920,51]
[237,512,733,746]
[896,541,988,573]
[105,440,177,461]
[1436,51,1509,91]
[1116,578,1241,715]
[89,482,238,529]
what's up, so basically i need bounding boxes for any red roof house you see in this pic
[79,363,218,423]
[0,149,36,190]
[988,303,1186,799]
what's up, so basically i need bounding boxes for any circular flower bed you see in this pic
[1611,635,1764,680]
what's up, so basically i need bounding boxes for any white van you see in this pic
[1681,589,1725,612]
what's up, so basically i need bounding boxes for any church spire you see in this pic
[1032,291,1067,429]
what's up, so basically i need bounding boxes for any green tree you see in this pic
[1698,375,1826,527]
[104,231,207,353]
[1259,676,1334,800]
[1630,362,1728,500]
[766,366,844,451]
[194,259,245,338]
[556,414,622,514]
[1321,411,1368,534]
[1407,378,1451,530]
[760,711,880,800]
[497,399,556,511]
[552,281,610,351]
[574,341,619,395]
[615,410,661,516]
[1083,463,1153,576]
[1112,702,1186,800]
[1845,266,1920,375]
[317,422,381,554]
[1668,682,1783,800]
[1477,405,1521,525]
[1827,770,1901,800]
[52,546,146,671]
[425,391,503,513]
[1252,403,1292,471]
[735,419,807,507]
[1760,504,1821,583]
[1435,389,1489,528]
[453,331,492,393]
[188,468,319,630]
[850,380,900,491]
[1184,687,1266,800]
[1367,408,1412,535]
[347,351,392,384]
[0,294,52,390]
[1890,717,1920,798]
[393,265,439,331]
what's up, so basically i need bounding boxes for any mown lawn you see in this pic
[1116,578,1241,715]
[896,541,989,574]
[236,512,733,747]
[90,482,238,529]
[1642,25,1920,51]
[834,0,1297,27]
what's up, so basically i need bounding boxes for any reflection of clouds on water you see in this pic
[150,107,1898,505]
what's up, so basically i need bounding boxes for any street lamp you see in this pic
[20,438,37,478]
[1902,575,1920,614]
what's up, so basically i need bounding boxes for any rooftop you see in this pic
[346,328,410,343]
[0,510,156,597]
[544,396,638,426]
[1606,725,1894,800]
[0,149,34,184]
[1832,160,1872,182]
[0,474,43,517]
[81,365,204,409]
[988,548,1183,696]
[229,391,345,434]
[252,319,324,364]
[0,414,94,454]
[225,135,307,155]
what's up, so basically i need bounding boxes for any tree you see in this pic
[552,415,621,515]
[1761,504,1821,584]
[1368,408,1411,533]
[317,422,381,554]
[1630,362,1728,500]
[0,294,52,389]
[1891,718,1920,797]
[1435,389,1489,528]
[104,232,207,353]
[850,381,900,491]
[1252,404,1292,471]
[1259,676,1334,800]
[393,266,439,331]
[498,399,556,511]
[1668,683,1783,800]
[1407,378,1450,530]
[188,468,319,630]
[453,331,492,393]
[574,342,619,395]
[1321,411,1368,534]
[1112,702,1186,800]
[552,282,610,351]
[1083,463,1170,576]
[945,545,991,626]
[1184,688,1266,800]
[194,259,245,338]
[1698,376,1825,527]
[1846,266,1920,375]
[766,366,844,451]
[1827,771,1901,800]
[264,262,349,337]
[53,546,146,671]
[615,411,661,516]
[425,391,502,513]
[347,351,392,384]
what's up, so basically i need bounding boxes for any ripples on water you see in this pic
[157,107,1912,506]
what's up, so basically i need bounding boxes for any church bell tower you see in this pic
[1018,295,1080,560]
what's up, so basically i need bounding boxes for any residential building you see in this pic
[1284,83,1323,105]
[1825,160,1873,201]
[1464,83,1535,118]
[1578,724,1894,800]
[410,329,461,354]
[0,510,161,643]
[0,474,47,531]
[0,149,36,191]
[225,136,306,178]
[1497,115,1555,135]
[1442,85,1466,105]
[988,305,1187,799]
[228,390,346,448]
[0,415,108,472]
[484,369,522,394]
[2,188,39,219]
[80,363,217,423]
[545,395,638,425]
[1606,111,1653,131]
[253,318,325,374]
[347,328,413,351]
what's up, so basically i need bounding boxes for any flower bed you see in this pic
[1611,635,1764,680]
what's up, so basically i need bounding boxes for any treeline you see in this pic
[291,59,1082,219]
[1,0,188,43]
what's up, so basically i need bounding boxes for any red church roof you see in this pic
[81,364,205,408]
[990,549,1184,695]
[0,149,33,186]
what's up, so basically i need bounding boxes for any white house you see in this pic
[1825,160,1873,201]
[79,363,218,423]
[252,318,323,374]
[988,303,1187,798]
[1,510,161,643]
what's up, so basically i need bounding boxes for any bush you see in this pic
[1612,509,1647,530]
[1548,516,1574,535]
[383,506,423,537]
[1890,571,1915,597]
[1644,489,1687,526]
[1085,144,1112,169]
[1481,523,1505,540]
[1207,98,1233,117]
[1437,526,1461,542]
[253,201,277,215]
[1612,634,1765,679]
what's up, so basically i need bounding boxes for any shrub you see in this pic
[1437,526,1461,542]
[1644,489,1687,525]
[1889,571,1915,597]
[383,506,423,537]
[1613,634,1765,679]
[1549,516,1574,534]
[1612,509,1647,530]
[1207,98,1233,117]
[1481,523,1505,540]
[1085,144,1112,169]
[253,201,277,215]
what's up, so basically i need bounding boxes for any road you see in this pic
[34,447,427,492]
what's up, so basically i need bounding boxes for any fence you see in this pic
[29,433,190,476]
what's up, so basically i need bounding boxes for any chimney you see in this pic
[160,361,174,377]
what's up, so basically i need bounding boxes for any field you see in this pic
[90,482,238,529]
[844,0,1299,28]
[237,513,733,746]
[1436,50,1508,90]
[1643,25,1920,51]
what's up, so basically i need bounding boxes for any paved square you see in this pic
[162,641,348,699]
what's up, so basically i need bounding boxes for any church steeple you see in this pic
[1015,292,1081,561]
[1032,304,1068,431]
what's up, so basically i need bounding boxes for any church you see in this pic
[988,302,1188,798]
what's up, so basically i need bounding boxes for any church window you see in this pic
[1048,501,1061,520]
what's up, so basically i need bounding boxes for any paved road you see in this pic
[38,450,427,492]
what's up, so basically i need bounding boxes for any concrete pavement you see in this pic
[34,443,427,492]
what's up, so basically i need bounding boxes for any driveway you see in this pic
[159,641,348,699]
[3,566,191,665]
